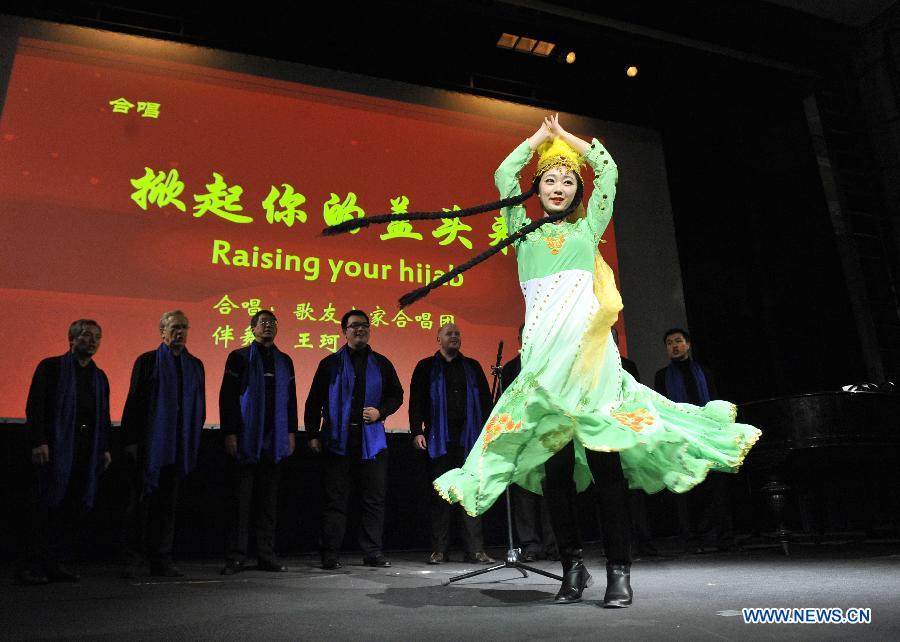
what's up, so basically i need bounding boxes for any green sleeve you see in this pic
[581,138,618,241]
[494,140,534,237]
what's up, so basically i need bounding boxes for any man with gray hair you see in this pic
[17,319,111,585]
[121,310,206,578]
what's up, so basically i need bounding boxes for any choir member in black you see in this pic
[409,323,495,564]
[120,310,205,578]
[304,310,403,570]
[504,323,558,562]
[219,310,297,575]
[654,327,735,552]
[17,320,111,585]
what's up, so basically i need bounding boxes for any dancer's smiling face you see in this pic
[538,167,578,216]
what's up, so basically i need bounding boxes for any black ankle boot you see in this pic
[602,562,632,608]
[554,558,593,604]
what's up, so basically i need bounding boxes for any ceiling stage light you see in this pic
[496,33,558,58]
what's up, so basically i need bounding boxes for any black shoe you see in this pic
[45,564,80,582]
[521,551,537,563]
[221,560,243,576]
[17,569,49,586]
[258,560,288,572]
[554,560,593,604]
[120,565,141,579]
[602,563,633,608]
[428,552,448,564]
[463,551,496,564]
[150,564,184,578]
[321,558,342,570]
[363,555,391,568]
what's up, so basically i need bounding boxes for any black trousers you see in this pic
[511,483,557,556]
[21,482,88,572]
[125,464,180,567]
[543,441,632,565]
[677,474,734,548]
[428,445,483,554]
[629,489,655,549]
[225,458,281,563]
[321,445,389,559]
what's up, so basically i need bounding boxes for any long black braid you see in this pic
[320,177,584,309]
[321,188,538,236]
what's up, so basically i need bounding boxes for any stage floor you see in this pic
[3,544,899,640]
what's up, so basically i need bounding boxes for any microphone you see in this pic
[490,340,505,400]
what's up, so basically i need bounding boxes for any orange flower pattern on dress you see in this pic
[544,235,565,254]
[611,407,655,432]
[482,413,523,450]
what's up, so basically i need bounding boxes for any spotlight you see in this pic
[564,51,576,64]
[626,66,638,77]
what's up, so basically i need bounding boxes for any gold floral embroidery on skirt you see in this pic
[539,423,575,452]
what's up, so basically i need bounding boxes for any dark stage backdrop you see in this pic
[0,17,682,425]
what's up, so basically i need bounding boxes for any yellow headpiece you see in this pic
[534,136,584,181]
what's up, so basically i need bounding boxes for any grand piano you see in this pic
[739,390,900,553]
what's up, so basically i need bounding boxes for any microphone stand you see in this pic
[445,340,563,586]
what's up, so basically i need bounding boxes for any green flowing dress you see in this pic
[434,139,761,516]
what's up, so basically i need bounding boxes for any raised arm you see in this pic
[494,121,551,236]
[549,114,617,240]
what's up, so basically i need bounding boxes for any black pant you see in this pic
[543,441,632,565]
[125,464,180,567]
[225,458,281,563]
[21,480,88,573]
[321,445,389,559]
[428,445,483,554]
[629,489,655,549]
[511,483,557,556]
[677,474,734,548]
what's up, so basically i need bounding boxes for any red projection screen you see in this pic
[0,25,631,427]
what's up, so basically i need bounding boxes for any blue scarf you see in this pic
[664,360,711,405]
[144,343,205,494]
[427,352,484,459]
[238,342,291,464]
[39,352,108,508]
[326,345,386,459]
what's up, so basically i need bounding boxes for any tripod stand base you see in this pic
[443,548,564,585]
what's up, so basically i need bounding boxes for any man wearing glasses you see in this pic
[304,309,404,570]
[120,310,206,578]
[219,310,297,575]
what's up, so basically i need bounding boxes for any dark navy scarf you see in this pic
[238,342,291,464]
[144,343,205,494]
[40,352,108,508]
[665,359,711,405]
[427,352,483,459]
[326,345,386,459]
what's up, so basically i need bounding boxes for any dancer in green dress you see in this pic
[323,114,760,608]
